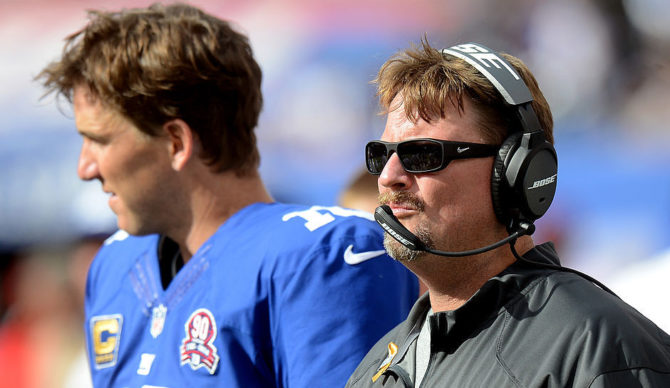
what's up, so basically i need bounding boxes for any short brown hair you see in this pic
[374,38,553,145]
[38,3,263,174]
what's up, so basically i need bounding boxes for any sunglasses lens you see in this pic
[398,141,442,172]
[366,142,389,174]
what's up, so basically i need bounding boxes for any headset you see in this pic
[443,43,558,231]
[374,42,615,294]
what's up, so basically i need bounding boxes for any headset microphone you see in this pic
[375,205,617,295]
[374,205,534,258]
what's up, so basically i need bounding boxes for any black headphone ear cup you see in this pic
[491,132,522,225]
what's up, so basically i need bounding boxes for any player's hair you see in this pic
[374,38,553,145]
[38,3,262,175]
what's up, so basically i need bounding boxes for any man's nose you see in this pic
[378,153,412,191]
[77,140,99,181]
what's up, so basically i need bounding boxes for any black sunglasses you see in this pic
[365,138,498,175]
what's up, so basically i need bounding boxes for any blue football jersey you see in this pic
[85,203,418,387]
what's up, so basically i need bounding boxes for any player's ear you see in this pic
[163,119,196,171]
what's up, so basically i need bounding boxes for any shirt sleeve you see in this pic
[269,234,418,388]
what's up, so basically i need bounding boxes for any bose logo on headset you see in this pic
[528,174,557,190]
[448,44,520,80]
[443,43,533,106]
[378,220,417,249]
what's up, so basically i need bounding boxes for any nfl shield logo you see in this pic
[150,304,167,338]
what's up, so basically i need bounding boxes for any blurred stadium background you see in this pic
[1,0,669,386]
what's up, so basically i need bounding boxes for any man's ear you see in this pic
[163,119,196,171]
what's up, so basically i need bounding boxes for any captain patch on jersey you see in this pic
[90,314,123,369]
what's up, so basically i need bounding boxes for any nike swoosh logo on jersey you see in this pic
[344,244,386,265]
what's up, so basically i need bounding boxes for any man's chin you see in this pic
[116,218,152,237]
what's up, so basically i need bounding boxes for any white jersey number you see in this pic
[282,206,373,232]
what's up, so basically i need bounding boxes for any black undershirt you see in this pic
[157,235,184,289]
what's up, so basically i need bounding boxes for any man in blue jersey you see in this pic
[37,4,417,387]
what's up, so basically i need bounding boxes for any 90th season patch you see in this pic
[180,308,220,374]
[91,314,123,369]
